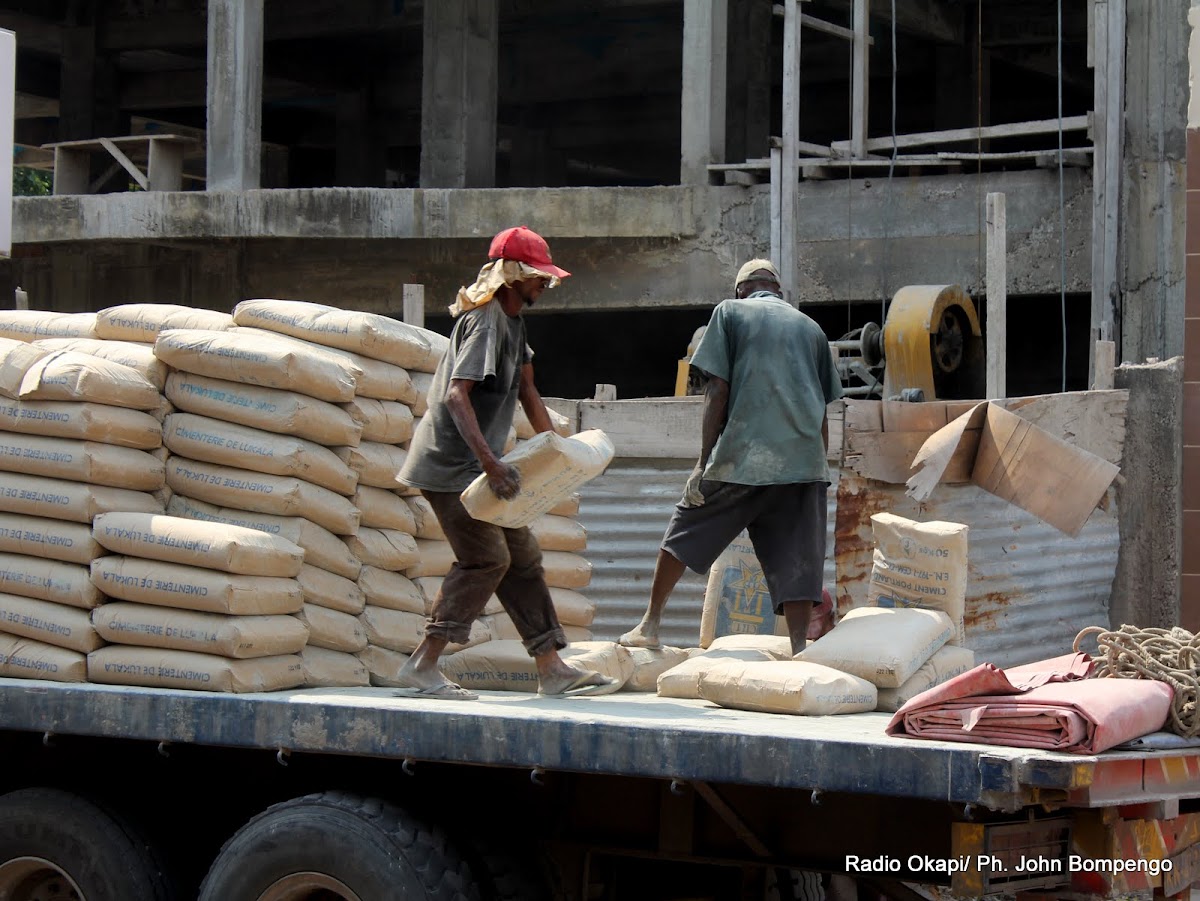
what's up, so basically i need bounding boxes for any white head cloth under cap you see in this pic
[448,260,560,318]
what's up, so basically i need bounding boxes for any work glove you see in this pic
[681,466,706,508]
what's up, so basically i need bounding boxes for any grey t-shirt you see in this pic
[398,301,533,492]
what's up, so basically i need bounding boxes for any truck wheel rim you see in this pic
[257,872,362,901]
[0,856,85,901]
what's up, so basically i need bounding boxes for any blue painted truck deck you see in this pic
[1,677,1195,811]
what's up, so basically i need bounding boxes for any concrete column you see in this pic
[59,24,119,143]
[681,0,728,184]
[206,0,264,191]
[420,0,498,188]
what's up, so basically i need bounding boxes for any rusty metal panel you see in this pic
[835,474,1117,668]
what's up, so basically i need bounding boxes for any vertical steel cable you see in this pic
[881,0,896,325]
[1058,0,1067,392]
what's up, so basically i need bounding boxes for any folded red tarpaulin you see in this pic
[886,653,1173,754]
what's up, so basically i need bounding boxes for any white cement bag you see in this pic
[698,661,878,716]
[300,645,370,687]
[0,633,86,681]
[88,646,304,692]
[95,304,233,342]
[295,603,368,652]
[408,371,433,416]
[165,457,361,535]
[543,552,592,589]
[797,607,954,688]
[0,513,101,564]
[0,400,161,448]
[357,606,426,654]
[356,644,410,687]
[549,493,581,518]
[623,646,690,692]
[700,532,781,649]
[163,413,358,495]
[34,338,167,390]
[513,404,574,439]
[148,395,175,423]
[90,555,302,615]
[0,337,49,398]
[0,311,96,342]
[868,513,969,645]
[530,515,587,552]
[232,299,445,372]
[154,329,359,403]
[460,430,614,528]
[657,648,778,699]
[335,442,407,489]
[343,528,419,571]
[549,587,595,627]
[93,512,304,577]
[0,554,100,608]
[875,644,976,712]
[478,615,591,644]
[165,371,362,447]
[0,433,164,489]
[354,485,417,532]
[358,567,425,614]
[298,564,366,615]
[18,351,161,410]
[166,495,361,580]
[405,540,455,578]
[342,398,414,444]
[0,593,102,653]
[404,495,444,540]
[442,640,632,693]
[0,473,162,523]
[707,634,794,661]
[92,603,309,658]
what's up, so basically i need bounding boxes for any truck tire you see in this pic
[198,791,481,901]
[0,787,170,901]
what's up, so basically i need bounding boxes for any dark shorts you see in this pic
[661,480,827,614]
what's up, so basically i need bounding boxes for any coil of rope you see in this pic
[1074,625,1200,737]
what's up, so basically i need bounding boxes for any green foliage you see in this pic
[13,167,52,196]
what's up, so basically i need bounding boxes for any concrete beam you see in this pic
[206,0,263,191]
[420,0,498,188]
[680,0,727,184]
[827,0,963,44]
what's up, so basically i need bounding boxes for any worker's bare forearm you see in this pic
[519,363,555,433]
[446,380,502,473]
[698,376,730,470]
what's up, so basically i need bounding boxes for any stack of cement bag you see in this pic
[0,310,100,341]
[0,336,166,682]
[88,512,308,692]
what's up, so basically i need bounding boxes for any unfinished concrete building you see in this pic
[0,1,1191,624]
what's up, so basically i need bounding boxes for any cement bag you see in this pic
[295,603,368,652]
[550,587,594,627]
[442,640,632,693]
[412,576,504,616]
[163,413,358,495]
[93,512,304,577]
[797,607,954,688]
[300,646,369,687]
[34,338,167,390]
[0,513,101,564]
[154,329,359,403]
[88,646,304,693]
[343,528,419,571]
[707,634,794,661]
[698,661,878,716]
[0,473,162,523]
[166,495,361,580]
[460,430,614,528]
[513,404,574,439]
[700,532,783,648]
[357,644,410,687]
[357,606,425,654]
[165,372,362,447]
[657,648,778,699]
[875,644,976,713]
[342,398,413,444]
[623,646,690,692]
[0,433,164,490]
[92,603,309,658]
[549,493,581,518]
[0,311,96,342]
[531,515,587,552]
[404,496,444,540]
[479,614,590,644]
[868,513,968,644]
[95,304,233,342]
[0,400,162,448]
[405,540,455,578]
[543,552,592,589]
[408,372,433,416]
[90,555,302,615]
[298,564,366,615]
[0,593,102,653]
[354,486,417,532]
[164,457,361,536]
[0,633,86,682]
[0,554,100,608]
[18,351,161,410]
[0,337,50,398]
[358,567,424,614]
[232,299,443,372]
[334,442,407,489]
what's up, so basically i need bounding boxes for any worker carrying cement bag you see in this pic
[393,226,614,700]
[621,259,843,656]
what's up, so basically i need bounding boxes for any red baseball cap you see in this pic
[487,226,571,279]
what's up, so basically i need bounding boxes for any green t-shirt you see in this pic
[690,291,842,485]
